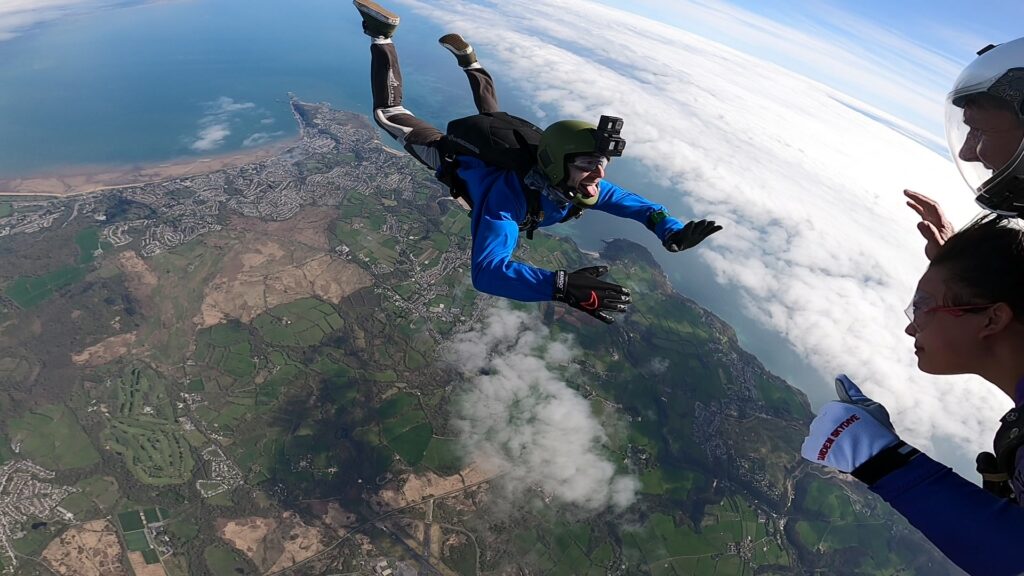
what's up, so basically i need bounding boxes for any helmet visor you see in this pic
[945,92,1024,197]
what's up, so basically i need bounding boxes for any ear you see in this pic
[979,302,1015,338]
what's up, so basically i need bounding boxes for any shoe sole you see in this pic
[353,0,399,25]
[439,33,472,55]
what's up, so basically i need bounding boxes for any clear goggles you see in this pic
[945,92,1024,203]
[568,155,609,172]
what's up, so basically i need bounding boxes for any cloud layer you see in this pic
[446,306,638,511]
[397,0,1008,464]
[0,0,147,42]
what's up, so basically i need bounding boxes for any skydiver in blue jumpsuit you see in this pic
[353,0,721,324]
[804,38,1024,576]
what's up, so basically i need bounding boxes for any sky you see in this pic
[601,0,1024,139]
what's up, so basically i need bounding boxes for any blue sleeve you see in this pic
[870,453,1024,575]
[467,171,555,302]
[592,180,685,242]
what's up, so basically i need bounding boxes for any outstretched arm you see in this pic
[593,181,721,249]
[870,454,1024,576]
[802,375,1024,576]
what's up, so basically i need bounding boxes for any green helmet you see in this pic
[537,120,602,186]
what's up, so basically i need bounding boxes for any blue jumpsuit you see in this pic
[454,157,685,302]
[870,381,1024,575]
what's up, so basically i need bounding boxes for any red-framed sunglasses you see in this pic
[904,302,995,329]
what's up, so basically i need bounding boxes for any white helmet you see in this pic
[946,37,1024,216]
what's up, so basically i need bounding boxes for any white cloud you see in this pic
[446,305,638,512]
[605,0,965,138]
[397,0,1011,468]
[206,96,256,115]
[189,97,262,152]
[242,131,282,147]
[0,0,151,42]
[190,123,229,152]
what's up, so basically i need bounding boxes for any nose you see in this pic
[959,129,982,162]
[594,163,606,180]
[904,321,917,337]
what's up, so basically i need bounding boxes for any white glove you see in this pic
[801,375,915,482]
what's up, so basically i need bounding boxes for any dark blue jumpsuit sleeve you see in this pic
[591,180,685,242]
[869,453,1024,575]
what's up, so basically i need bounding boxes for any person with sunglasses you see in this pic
[353,0,721,324]
[801,215,1024,576]
[905,37,1024,258]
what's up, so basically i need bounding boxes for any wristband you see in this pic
[646,209,668,232]
[554,269,568,297]
[850,441,920,485]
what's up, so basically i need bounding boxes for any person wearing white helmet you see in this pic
[906,37,1024,258]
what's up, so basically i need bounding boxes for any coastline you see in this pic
[0,138,299,199]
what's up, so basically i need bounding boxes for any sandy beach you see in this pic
[0,138,298,198]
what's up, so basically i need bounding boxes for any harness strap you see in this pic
[994,405,1024,476]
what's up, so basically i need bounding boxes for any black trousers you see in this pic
[369,40,499,170]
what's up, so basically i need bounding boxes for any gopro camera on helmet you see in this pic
[596,115,626,157]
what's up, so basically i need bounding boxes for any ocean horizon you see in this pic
[0,0,475,179]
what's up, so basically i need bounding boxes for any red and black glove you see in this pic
[553,266,632,324]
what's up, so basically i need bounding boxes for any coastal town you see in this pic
[0,97,477,332]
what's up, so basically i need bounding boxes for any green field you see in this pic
[422,437,462,475]
[143,507,161,524]
[11,527,52,558]
[169,519,199,542]
[118,510,145,533]
[514,522,608,576]
[141,548,161,564]
[5,404,99,469]
[205,544,250,574]
[253,298,342,347]
[75,227,101,264]
[800,478,859,522]
[639,468,702,500]
[378,392,417,419]
[194,323,257,380]
[4,265,88,308]
[62,476,120,516]
[104,364,194,484]
[116,364,174,421]
[378,391,434,466]
[123,530,151,552]
[389,422,433,466]
[106,418,194,485]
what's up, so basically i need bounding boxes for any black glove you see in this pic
[663,219,722,252]
[553,266,631,324]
